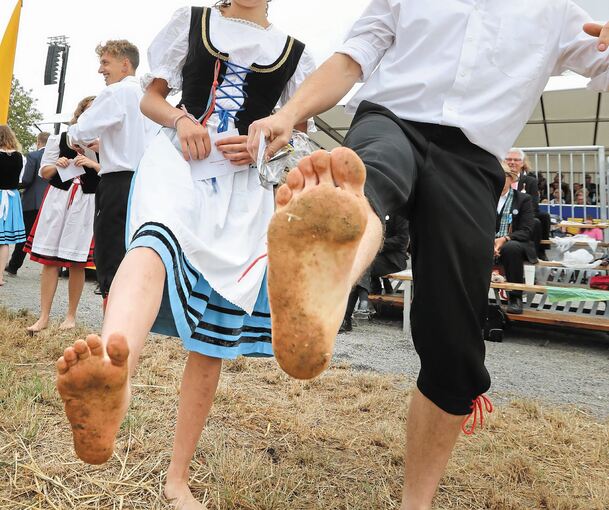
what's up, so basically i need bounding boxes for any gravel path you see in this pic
[2,257,609,418]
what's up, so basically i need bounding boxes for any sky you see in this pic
[1,0,609,123]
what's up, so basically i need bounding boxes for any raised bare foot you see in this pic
[27,317,49,334]
[56,333,130,464]
[165,481,207,509]
[59,318,76,331]
[268,148,369,379]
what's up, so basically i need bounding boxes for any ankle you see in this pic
[165,465,190,487]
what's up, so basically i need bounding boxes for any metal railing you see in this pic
[522,146,608,241]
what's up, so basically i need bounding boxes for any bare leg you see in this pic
[60,267,85,330]
[401,390,463,510]
[268,148,382,379]
[56,247,165,464]
[28,265,60,332]
[0,245,9,285]
[164,352,222,510]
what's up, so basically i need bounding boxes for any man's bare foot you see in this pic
[268,148,369,379]
[56,333,130,465]
[27,317,49,334]
[59,318,76,331]
[165,481,207,509]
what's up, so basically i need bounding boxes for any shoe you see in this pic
[506,296,523,314]
[339,318,353,333]
[93,283,102,296]
[5,266,17,276]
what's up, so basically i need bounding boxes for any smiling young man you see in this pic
[68,40,155,304]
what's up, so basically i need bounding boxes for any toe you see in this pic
[73,339,90,360]
[310,150,334,185]
[106,333,130,367]
[275,184,292,208]
[297,156,318,188]
[56,356,69,375]
[285,167,304,193]
[330,147,366,192]
[64,347,78,367]
[86,334,104,357]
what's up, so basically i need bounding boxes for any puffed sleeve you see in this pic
[141,6,191,94]
[277,47,317,132]
[38,135,61,177]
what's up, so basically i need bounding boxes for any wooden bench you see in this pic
[378,271,609,334]
[541,240,609,248]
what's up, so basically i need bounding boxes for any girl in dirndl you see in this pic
[0,124,26,286]
[102,0,314,505]
[24,97,100,332]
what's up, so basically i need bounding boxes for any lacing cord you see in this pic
[215,61,251,132]
[461,394,493,436]
[238,253,268,283]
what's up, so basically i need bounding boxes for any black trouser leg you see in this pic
[344,287,360,320]
[344,102,504,415]
[94,172,133,299]
[499,241,527,298]
[8,209,38,272]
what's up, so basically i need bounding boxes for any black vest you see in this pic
[178,6,306,135]
[49,133,100,193]
[0,151,22,189]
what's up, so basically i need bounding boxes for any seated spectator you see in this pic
[575,189,588,205]
[505,148,549,259]
[585,173,597,204]
[340,211,409,332]
[495,166,538,314]
[582,216,604,241]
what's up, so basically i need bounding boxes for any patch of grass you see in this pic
[0,308,607,509]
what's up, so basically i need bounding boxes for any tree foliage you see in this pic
[8,77,43,152]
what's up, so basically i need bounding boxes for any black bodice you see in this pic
[0,151,23,190]
[48,133,100,193]
[178,6,306,135]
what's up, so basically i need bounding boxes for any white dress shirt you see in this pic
[339,0,609,160]
[69,76,157,175]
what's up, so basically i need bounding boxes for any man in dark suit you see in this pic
[6,132,50,275]
[495,168,538,314]
[506,148,550,259]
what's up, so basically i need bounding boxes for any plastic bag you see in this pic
[257,131,317,189]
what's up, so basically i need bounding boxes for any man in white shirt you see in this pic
[247,2,609,508]
[68,40,153,302]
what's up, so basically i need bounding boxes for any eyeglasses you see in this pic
[504,158,523,162]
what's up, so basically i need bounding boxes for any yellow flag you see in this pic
[0,1,23,124]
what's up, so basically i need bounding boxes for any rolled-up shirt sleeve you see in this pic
[141,6,190,94]
[68,90,124,145]
[337,0,397,81]
[553,1,609,91]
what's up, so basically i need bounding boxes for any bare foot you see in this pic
[56,333,130,465]
[27,317,49,334]
[165,481,207,509]
[268,148,368,379]
[59,318,76,331]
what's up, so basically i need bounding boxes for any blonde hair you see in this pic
[0,125,19,151]
[70,96,96,125]
[96,40,139,70]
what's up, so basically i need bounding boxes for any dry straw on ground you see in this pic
[0,308,608,509]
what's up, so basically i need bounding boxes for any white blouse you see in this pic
[143,6,316,130]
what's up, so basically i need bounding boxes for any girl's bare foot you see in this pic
[56,333,130,465]
[164,480,207,509]
[267,148,368,379]
[27,317,49,334]
[59,318,76,331]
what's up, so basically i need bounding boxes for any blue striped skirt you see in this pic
[0,189,26,244]
[129,222,273,359]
